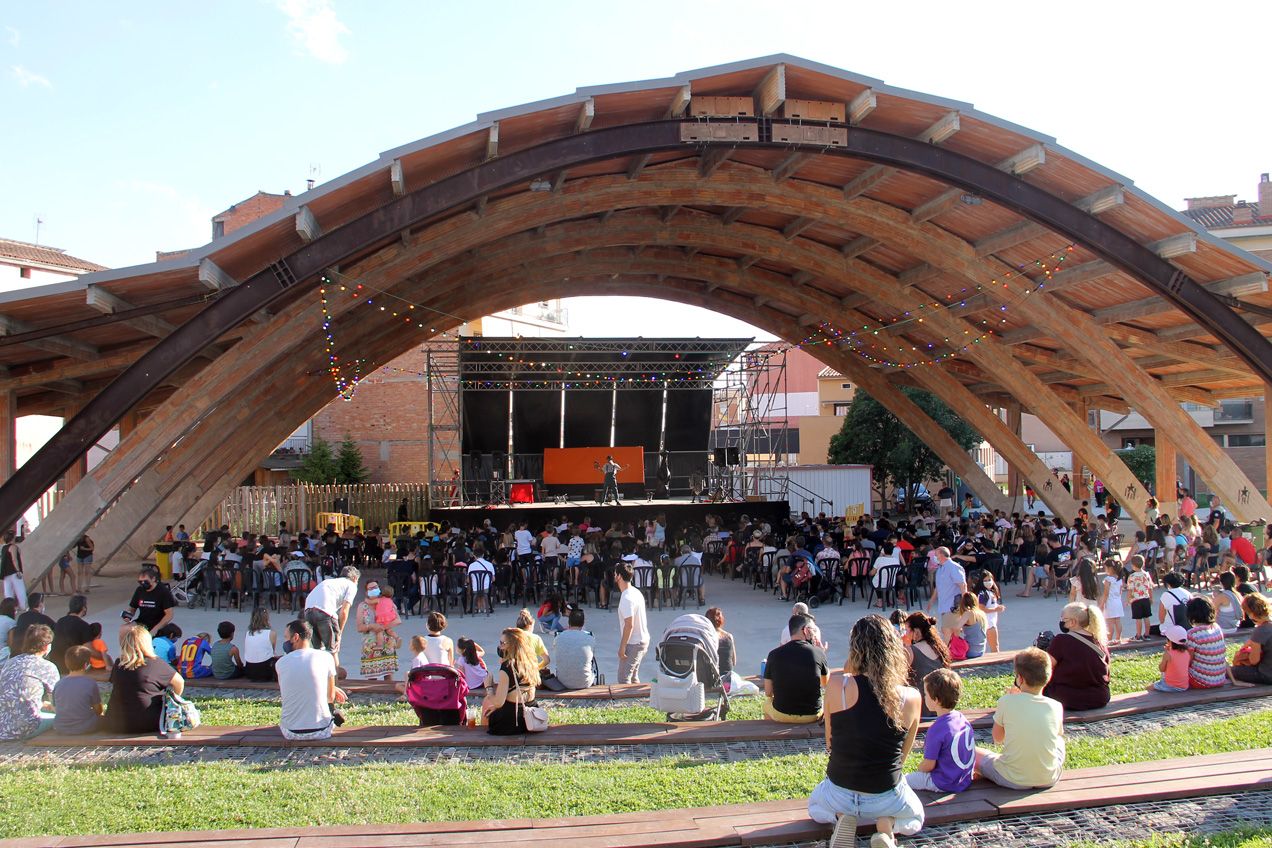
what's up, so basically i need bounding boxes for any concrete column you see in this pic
[1156,435,1178,522]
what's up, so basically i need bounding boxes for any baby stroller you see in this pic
[173,557,211,608]
[650,613,729,721]
[405,663,469,726]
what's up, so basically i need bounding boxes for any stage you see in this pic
[428,497,789,539]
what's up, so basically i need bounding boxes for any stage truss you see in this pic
[710,344,793,502]
[424,340,464,508]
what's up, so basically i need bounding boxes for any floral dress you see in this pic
[357,601,400,678]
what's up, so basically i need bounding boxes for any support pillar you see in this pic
[60,398,88,493]
[1006,402,1022,502]
[1264,391,1272,509]
[0,391,13,487]
[1156,435,1178,522]
[119,411,140,440]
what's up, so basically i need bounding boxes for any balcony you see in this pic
[272,436,311,455]
[1214,401,1254,424]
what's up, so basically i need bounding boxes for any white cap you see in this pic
[622,553,639,561]
[1160,623,1188,645]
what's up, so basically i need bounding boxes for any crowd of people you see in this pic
[0,492,1270,848]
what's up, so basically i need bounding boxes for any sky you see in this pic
[3,0,1271,340]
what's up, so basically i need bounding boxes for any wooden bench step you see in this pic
[29,684,1271,750]
[9,749,1270,848]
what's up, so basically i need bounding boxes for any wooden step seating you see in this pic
[28,682,1272,750]
[4,748,1269,848]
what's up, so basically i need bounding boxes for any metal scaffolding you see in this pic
[710,345,792,501]
[424,341,464,508]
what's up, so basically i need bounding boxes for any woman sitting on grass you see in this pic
[808,615,924,848]
[1044,602,1110,711]
[903,612,950,719]
[1230,594,1272,686]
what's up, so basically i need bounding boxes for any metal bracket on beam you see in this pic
[390,159,406,197]
[574,98,595,133]
[486,123,500,160]
[295,206,321,243]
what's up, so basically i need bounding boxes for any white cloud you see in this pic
[277,0,350,64]
[5,27,19,47]
[10,65,51,88]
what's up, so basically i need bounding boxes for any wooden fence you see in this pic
[210,483,430,536]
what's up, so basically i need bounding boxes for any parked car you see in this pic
[894,484,932,509]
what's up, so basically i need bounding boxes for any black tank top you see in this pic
[827,675,906,793]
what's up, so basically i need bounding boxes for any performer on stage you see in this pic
[596,455,625,505]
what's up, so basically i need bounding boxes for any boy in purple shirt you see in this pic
[905,667,975,793]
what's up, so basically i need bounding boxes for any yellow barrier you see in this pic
[316,512,364,533]
[389,521,440,539]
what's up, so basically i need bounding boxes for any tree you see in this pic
[336,434,369,484]
[293,436,339,484]
[828,387,982,512]
[1115,444,1155,491]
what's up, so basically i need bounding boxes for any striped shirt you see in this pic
[1186,623,1228,688]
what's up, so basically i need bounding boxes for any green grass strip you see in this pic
[1073,830,1272,848]
[2,707,1269,839]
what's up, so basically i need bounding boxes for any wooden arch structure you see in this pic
[6,55,1272,575]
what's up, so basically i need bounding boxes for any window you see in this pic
[1227,434,1266,447]
[833,403,851,417]
[1212,435,1226,447]
[840,383,853,390]
[18,267,30,279]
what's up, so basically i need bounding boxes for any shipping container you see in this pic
[779,464,873,521]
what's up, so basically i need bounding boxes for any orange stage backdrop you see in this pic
[543,447,646,485]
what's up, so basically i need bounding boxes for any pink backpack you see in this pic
[406,664,469,712]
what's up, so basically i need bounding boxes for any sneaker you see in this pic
[870,833,897,848]
[829,814,858,848]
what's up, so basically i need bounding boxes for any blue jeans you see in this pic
[1151,679,1188,692]
[808,777,924,834]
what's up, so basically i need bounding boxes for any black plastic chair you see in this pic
[676,563,704,608]
[866,563,903,609]
[759,550,776,592]
[703,539,724,575]
[633,564,656,605]
[284,566,311,613]
[656,556,677,610]
[817,557,841,604]
[842,552,871,604]
[443,569,469,616]
[468,569,493,616]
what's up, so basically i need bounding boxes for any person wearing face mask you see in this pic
[355,580,400,681]
[0,624,59,739]
[123,566,176,636]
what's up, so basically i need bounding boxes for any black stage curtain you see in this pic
[512,391,561,454]
[613,390,662,451]
[563,391,613,447]
[664,389,713,451]
[462,391,510,454]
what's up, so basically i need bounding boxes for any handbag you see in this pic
[159,688,202,736]
[516,697,549,732]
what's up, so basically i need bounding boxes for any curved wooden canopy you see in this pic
[7,55,1272,567]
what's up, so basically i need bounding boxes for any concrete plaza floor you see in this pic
[35,565,1145,683]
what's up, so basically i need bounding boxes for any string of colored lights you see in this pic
[319,242,1078,397]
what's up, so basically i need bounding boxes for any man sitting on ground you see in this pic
[553,607,596,690]
[763,613,829,724]
[975,647,1065,789]
[276,619,347,741]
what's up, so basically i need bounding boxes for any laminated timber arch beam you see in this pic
[9,116,1272,535]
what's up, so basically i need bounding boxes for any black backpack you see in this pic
[1034,630,1054,651]
[1166,588,1192,628]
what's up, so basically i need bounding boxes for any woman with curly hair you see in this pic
[808,615,924,848]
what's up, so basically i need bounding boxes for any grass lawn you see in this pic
[1077,832,1272,848]
[191,647,1231,727]
[3,707,1269,839]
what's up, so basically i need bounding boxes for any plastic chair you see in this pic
[633,564,655,605]
[703,539,724,575]
[468,569,493,616]
[676,563,704,609]
[759,550,776,592]
[285,566,311,613]
[817,557,841,604]
[866,563,902,609]
[656,556,677,610]
[842,552,871,604]
[443,569,469,616]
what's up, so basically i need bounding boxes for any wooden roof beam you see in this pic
[996,144,1046,176]
[85,285,175,340]
[847,89,876,125]
[720,206,746,225]
[772,151,813,183]
[574,98,595,133]
[840,236,879,258]
[485,122,500,160]
[659,206,680,224]
[973,221,1049,256]
[754,64,786,117]
[295,206,320,243]
[389,159,405,198]
[1150,232,1197,259]
[0,314,98,360]
[1091,272,1269,326]
[198,258,238,291]
[916,111,960,145]
[911,188,965,223]
[783,216,816,240]
[666,84,691,119]
[1074,185,1125,215]
[843,165,893,200]
[698,148,733,178]
[627,153,652,180]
